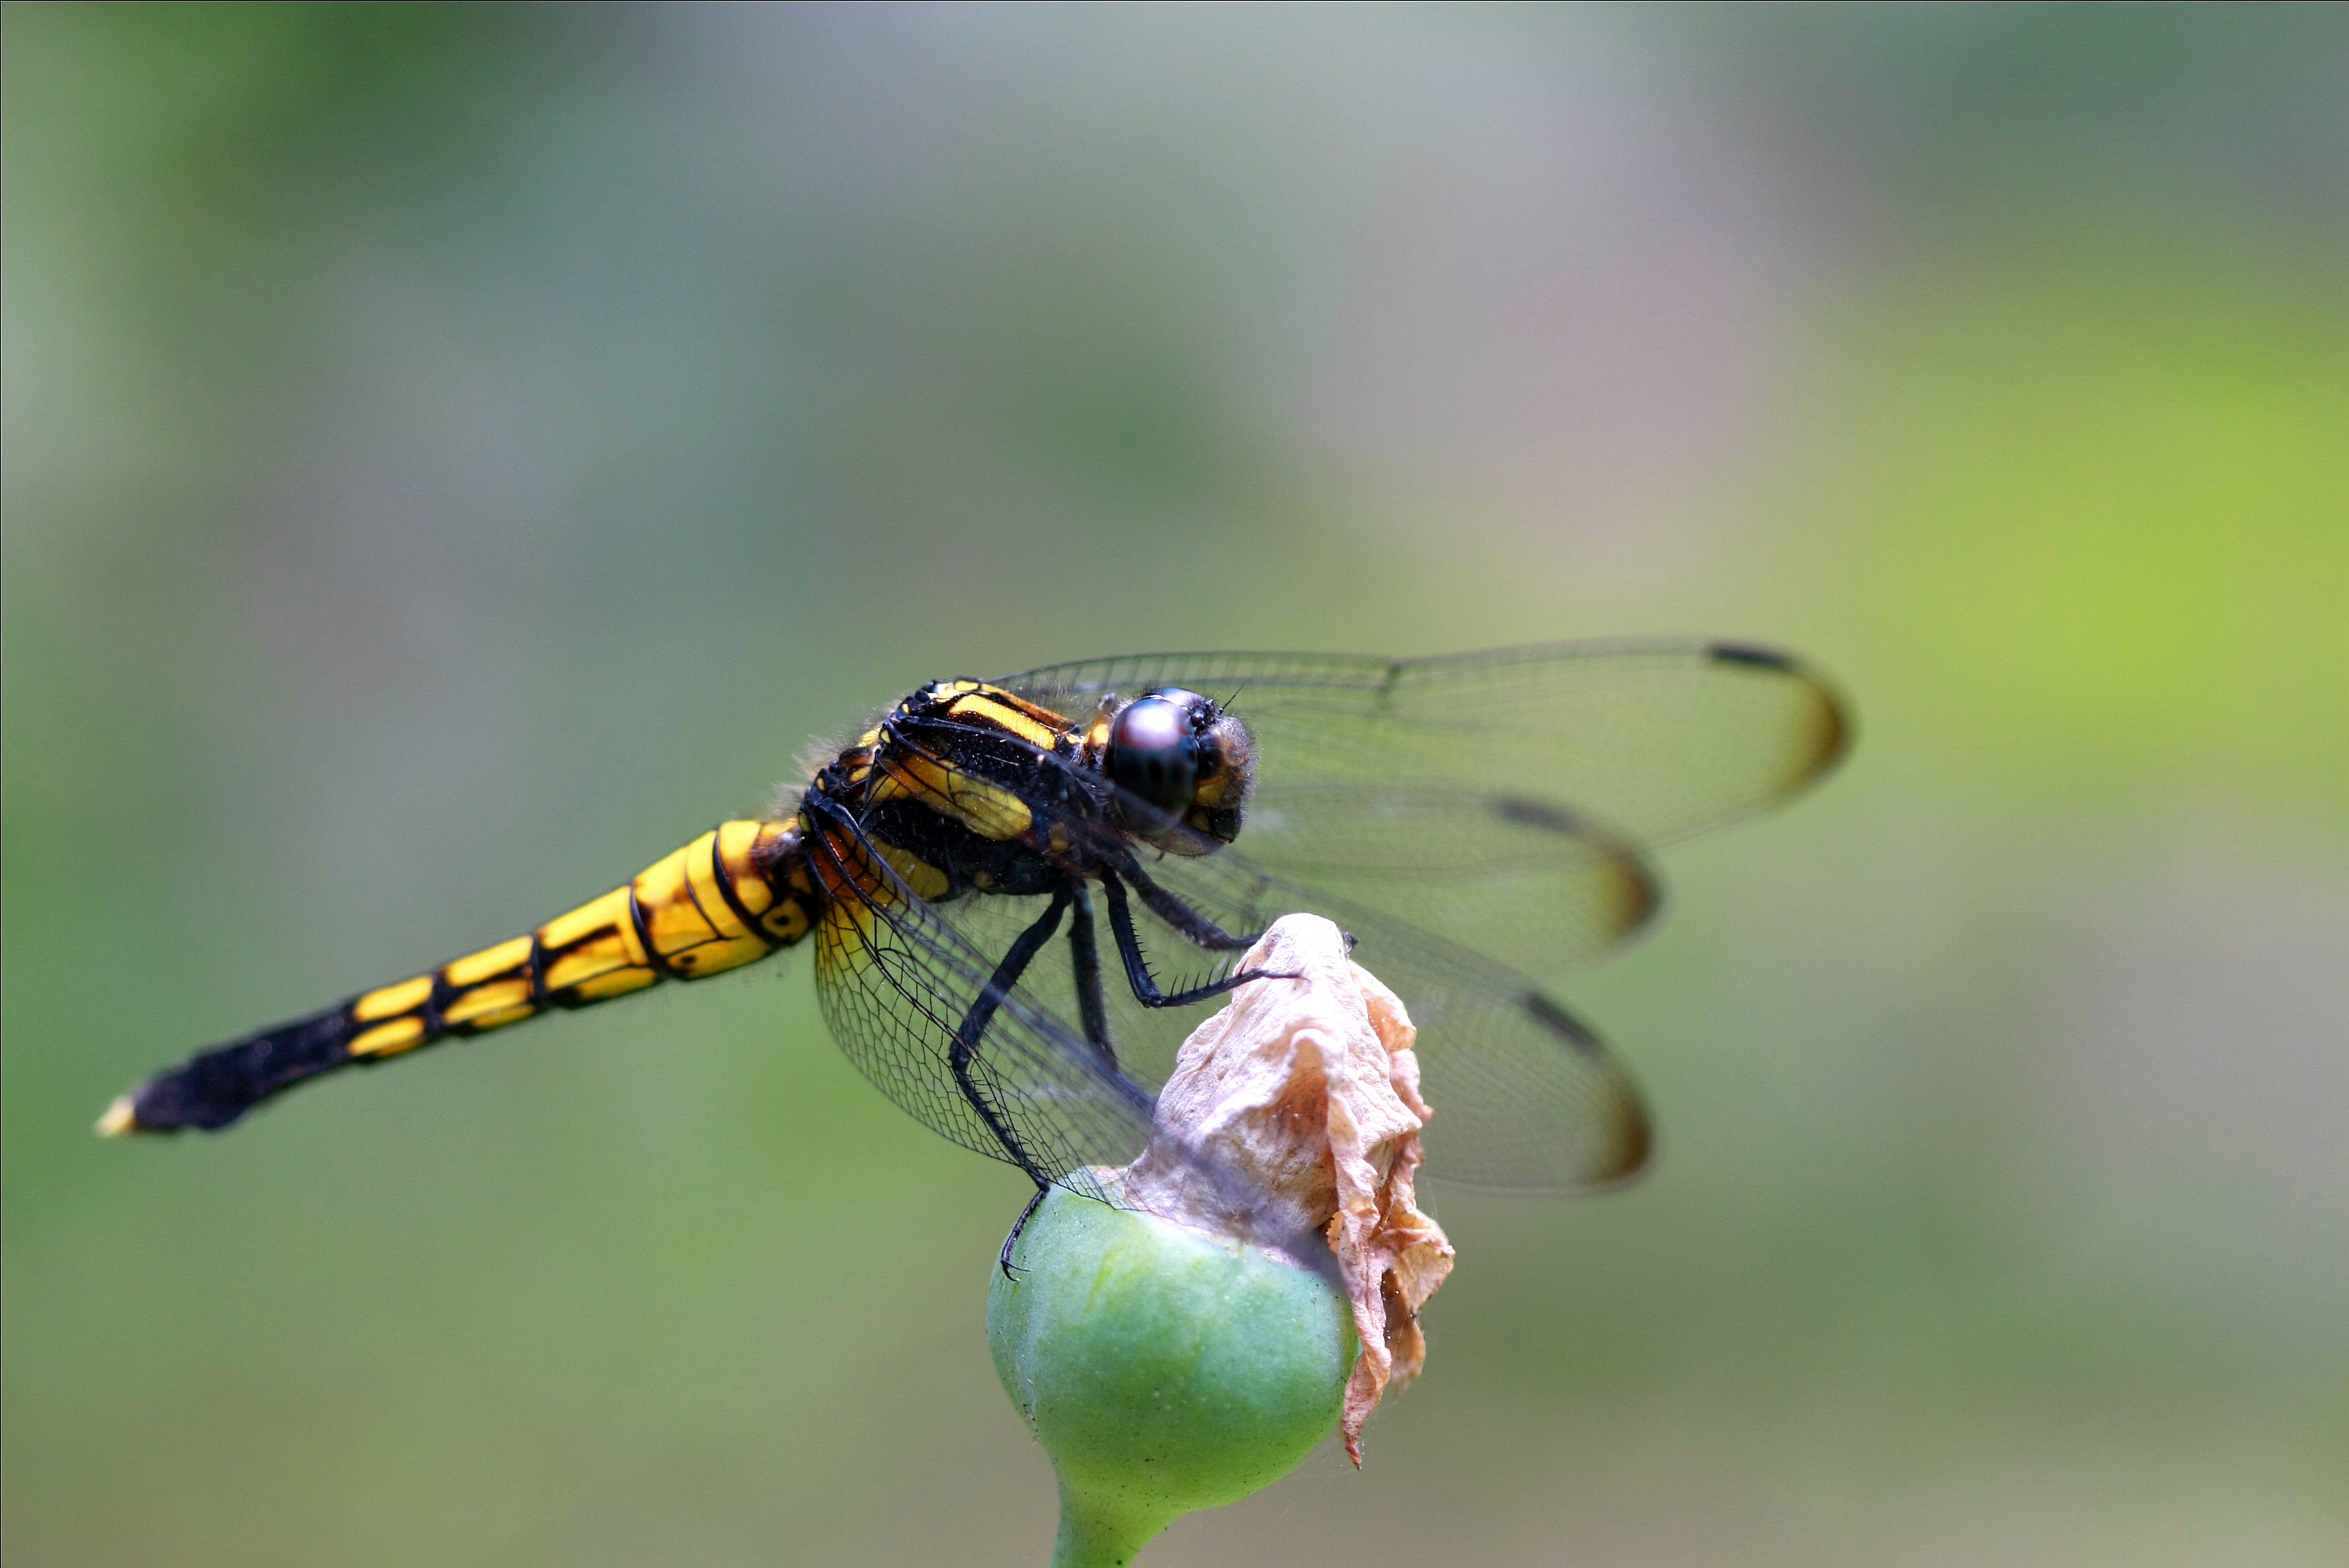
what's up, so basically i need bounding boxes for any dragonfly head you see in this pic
[1104,687,1255,856]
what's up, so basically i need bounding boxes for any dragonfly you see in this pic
[103,641,1849,1211]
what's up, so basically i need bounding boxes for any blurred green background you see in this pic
[4,4,2343,1564]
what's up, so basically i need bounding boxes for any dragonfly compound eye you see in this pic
[1107,694,1200,818]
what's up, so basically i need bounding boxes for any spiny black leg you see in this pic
[951,886,1071,1186]
[1099,870,1290,1010]
[998,1182,1049,1279]
[1119,857,1260,952]
[1068,882,1114,1064]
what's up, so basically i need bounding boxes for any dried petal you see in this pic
[1119,914,1455,1463]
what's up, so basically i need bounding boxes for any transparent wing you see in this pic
[998,640,1848,979]
[1236,781,1659,981]
[801,810,1154,1199]
[929,847,1652,1193]
[998,640,1849,846]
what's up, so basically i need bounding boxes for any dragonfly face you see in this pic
[103,641,1849,1210]
[1092,686,1255,852]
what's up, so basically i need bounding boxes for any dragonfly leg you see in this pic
[998,1182,1049,1280]
[1117,857,1260,951]
[950,883,1071,1185]
[1099,869,1291,1009]
[1067,882,1115,1064]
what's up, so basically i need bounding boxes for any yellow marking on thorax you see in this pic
[945,690,1067,751]
[877,842,952,902]
[973,682,1073,727]
[869,751,1034,841]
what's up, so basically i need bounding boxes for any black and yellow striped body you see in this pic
[340,820,817,1055]
[103,680,1139,1135]
[103,821,825,1133]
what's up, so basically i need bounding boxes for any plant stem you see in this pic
[1050,1479,1169,1568]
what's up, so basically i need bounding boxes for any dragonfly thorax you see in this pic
[807,680,1257,912]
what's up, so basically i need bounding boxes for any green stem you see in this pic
[1050,1478,1170,1568]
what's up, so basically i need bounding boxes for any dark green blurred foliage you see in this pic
[5,5,2343,1565]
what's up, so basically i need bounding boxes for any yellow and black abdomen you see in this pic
[102,820,819,1134]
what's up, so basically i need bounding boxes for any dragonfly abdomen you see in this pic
[102,820,819,1134]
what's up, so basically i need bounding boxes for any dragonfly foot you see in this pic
[1000,1184,1049,1279]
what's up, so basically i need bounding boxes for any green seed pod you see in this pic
[988,915,1454,1565]
[989,1189,1357,1568]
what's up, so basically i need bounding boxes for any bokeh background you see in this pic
[4,4,2343,1564]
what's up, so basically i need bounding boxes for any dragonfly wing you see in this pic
[998,639,1849,849]
[1234,781,1661,980]
[1346,926,1652,1191]
[998,640,1845,979]
[1059,847,1652,1192]
[802,813,1154,1196]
